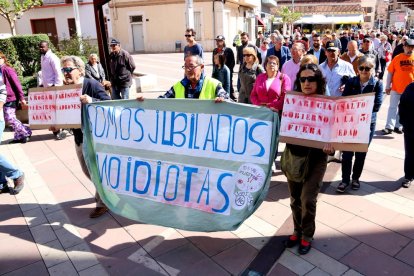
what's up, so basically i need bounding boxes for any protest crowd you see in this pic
[0,24,413,261]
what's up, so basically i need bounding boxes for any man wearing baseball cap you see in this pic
[108,38,136,99]
[382,38,414,135]
[212,35,236,100]
[320,41,355,97]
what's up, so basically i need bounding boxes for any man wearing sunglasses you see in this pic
[59,55,112,218]
[360,37,381,77]
[184,28,204,60]
[108,38,136,100]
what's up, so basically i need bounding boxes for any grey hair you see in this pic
[89,53,99,61]
[358,55,376,72]
[292,42,305,51]
[61,55,85,76]
[275,35,284,42]
[185,54,204,65]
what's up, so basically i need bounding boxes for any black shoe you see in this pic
[336,182,349,193]
[12,173,25,194]
[284,235,300,248]
[351,179,360,190]
[382,128,393,135]
[0,183,10,194]
[394,128,403,134]
[298,240,312,255]
[402,179,412,188]
[9,137,29,144]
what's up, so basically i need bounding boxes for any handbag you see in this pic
[385,50,392,62]
[281,145,311,183]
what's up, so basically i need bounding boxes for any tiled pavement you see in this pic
[1,55,414,275]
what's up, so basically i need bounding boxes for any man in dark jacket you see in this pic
[60,55,112,218]
[109,38,136,99]
[399,81,414,188]
[307,34,327,64]
[360,37,381,77]
[213,35,236,100]
[266,34,291,68]
[339,31,350,54]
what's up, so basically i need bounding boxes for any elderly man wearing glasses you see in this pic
[138,55,228,101]
[108,38,136,100]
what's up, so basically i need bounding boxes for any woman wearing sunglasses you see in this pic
[238,47,264,104]
[0,52,32,144]
[336,55,383,193]
[283,63,335,255]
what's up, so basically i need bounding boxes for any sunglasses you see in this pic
[358,66,373,72]
[327,49,337,53]
[61,67,77,74]
[243,54,253,57]
[184,34,193,37]
[299,76,317,83]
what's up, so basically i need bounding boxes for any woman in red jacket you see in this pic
[0,52,32,143]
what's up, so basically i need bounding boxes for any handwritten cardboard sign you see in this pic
[82,99,279,231]
[279,91,375,152]
[28,84,82,129]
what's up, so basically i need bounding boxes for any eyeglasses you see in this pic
[182,64,201,71]
[299,76,317,83]
[326,49,337,53]
[358,66,373,72]
[110,44,118,47]
[184,34,193,37]
[61,67,77,74]
[243,54,253,57]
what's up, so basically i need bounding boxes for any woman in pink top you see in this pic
[250,55,291,113]
[250,55,291,167]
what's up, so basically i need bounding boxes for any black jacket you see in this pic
[212,47,235,71]
[109,49,136,88]
[360,49,381,75]
[73,78,111,146]
[399,82,414,134]
[307,48,327,64]
[392,44,404,59]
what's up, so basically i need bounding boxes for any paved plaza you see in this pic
[0,53,413,275]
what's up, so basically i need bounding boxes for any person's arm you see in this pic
[6,67,25,103]
[127,52,136,74]
[99,64,106,81]
[249,76,261,105]
[84,64,93,79]
[215,83,229,100]
[373,80,384,112]
[199,44,204,60]
[51,55,63,86]
[286,47,292,61]
[224,67,230,95]
[159,87,176,98]
[226,48,235,70]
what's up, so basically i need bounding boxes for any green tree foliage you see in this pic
[11,34,50,76]
[58,36,98,62]
[271,6,302,34]
[0,0,43,35]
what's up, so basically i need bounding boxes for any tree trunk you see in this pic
[8,18,16,35]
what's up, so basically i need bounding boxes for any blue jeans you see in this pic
[111,86,130,100]
[385,90,402,130]
[341,123,375,183]
[0,117,22,183]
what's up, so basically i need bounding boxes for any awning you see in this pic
[256,16,266,27]
[293,14,363,24]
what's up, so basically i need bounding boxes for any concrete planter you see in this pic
[129,73,157,99]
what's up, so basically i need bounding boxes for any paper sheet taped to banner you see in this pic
[279,92,375,152]
[28,84,82,129]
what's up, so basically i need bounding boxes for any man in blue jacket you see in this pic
[266,34,291,68]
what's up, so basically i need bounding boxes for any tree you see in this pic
[0,0,43,35]
[271,6,302,35]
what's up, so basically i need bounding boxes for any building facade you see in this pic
[108,0,261,53]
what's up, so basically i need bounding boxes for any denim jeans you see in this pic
[341,123,376,183]
[111,86,130,100]
[385,90,402,130]
[0,117,22,183]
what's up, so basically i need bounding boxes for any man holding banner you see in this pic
[59,55,112,218]
[157,55,228,100]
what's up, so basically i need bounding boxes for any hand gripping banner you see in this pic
[83,99,279,231]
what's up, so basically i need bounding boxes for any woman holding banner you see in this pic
[282,63,335,255]
[336,55,383,193]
